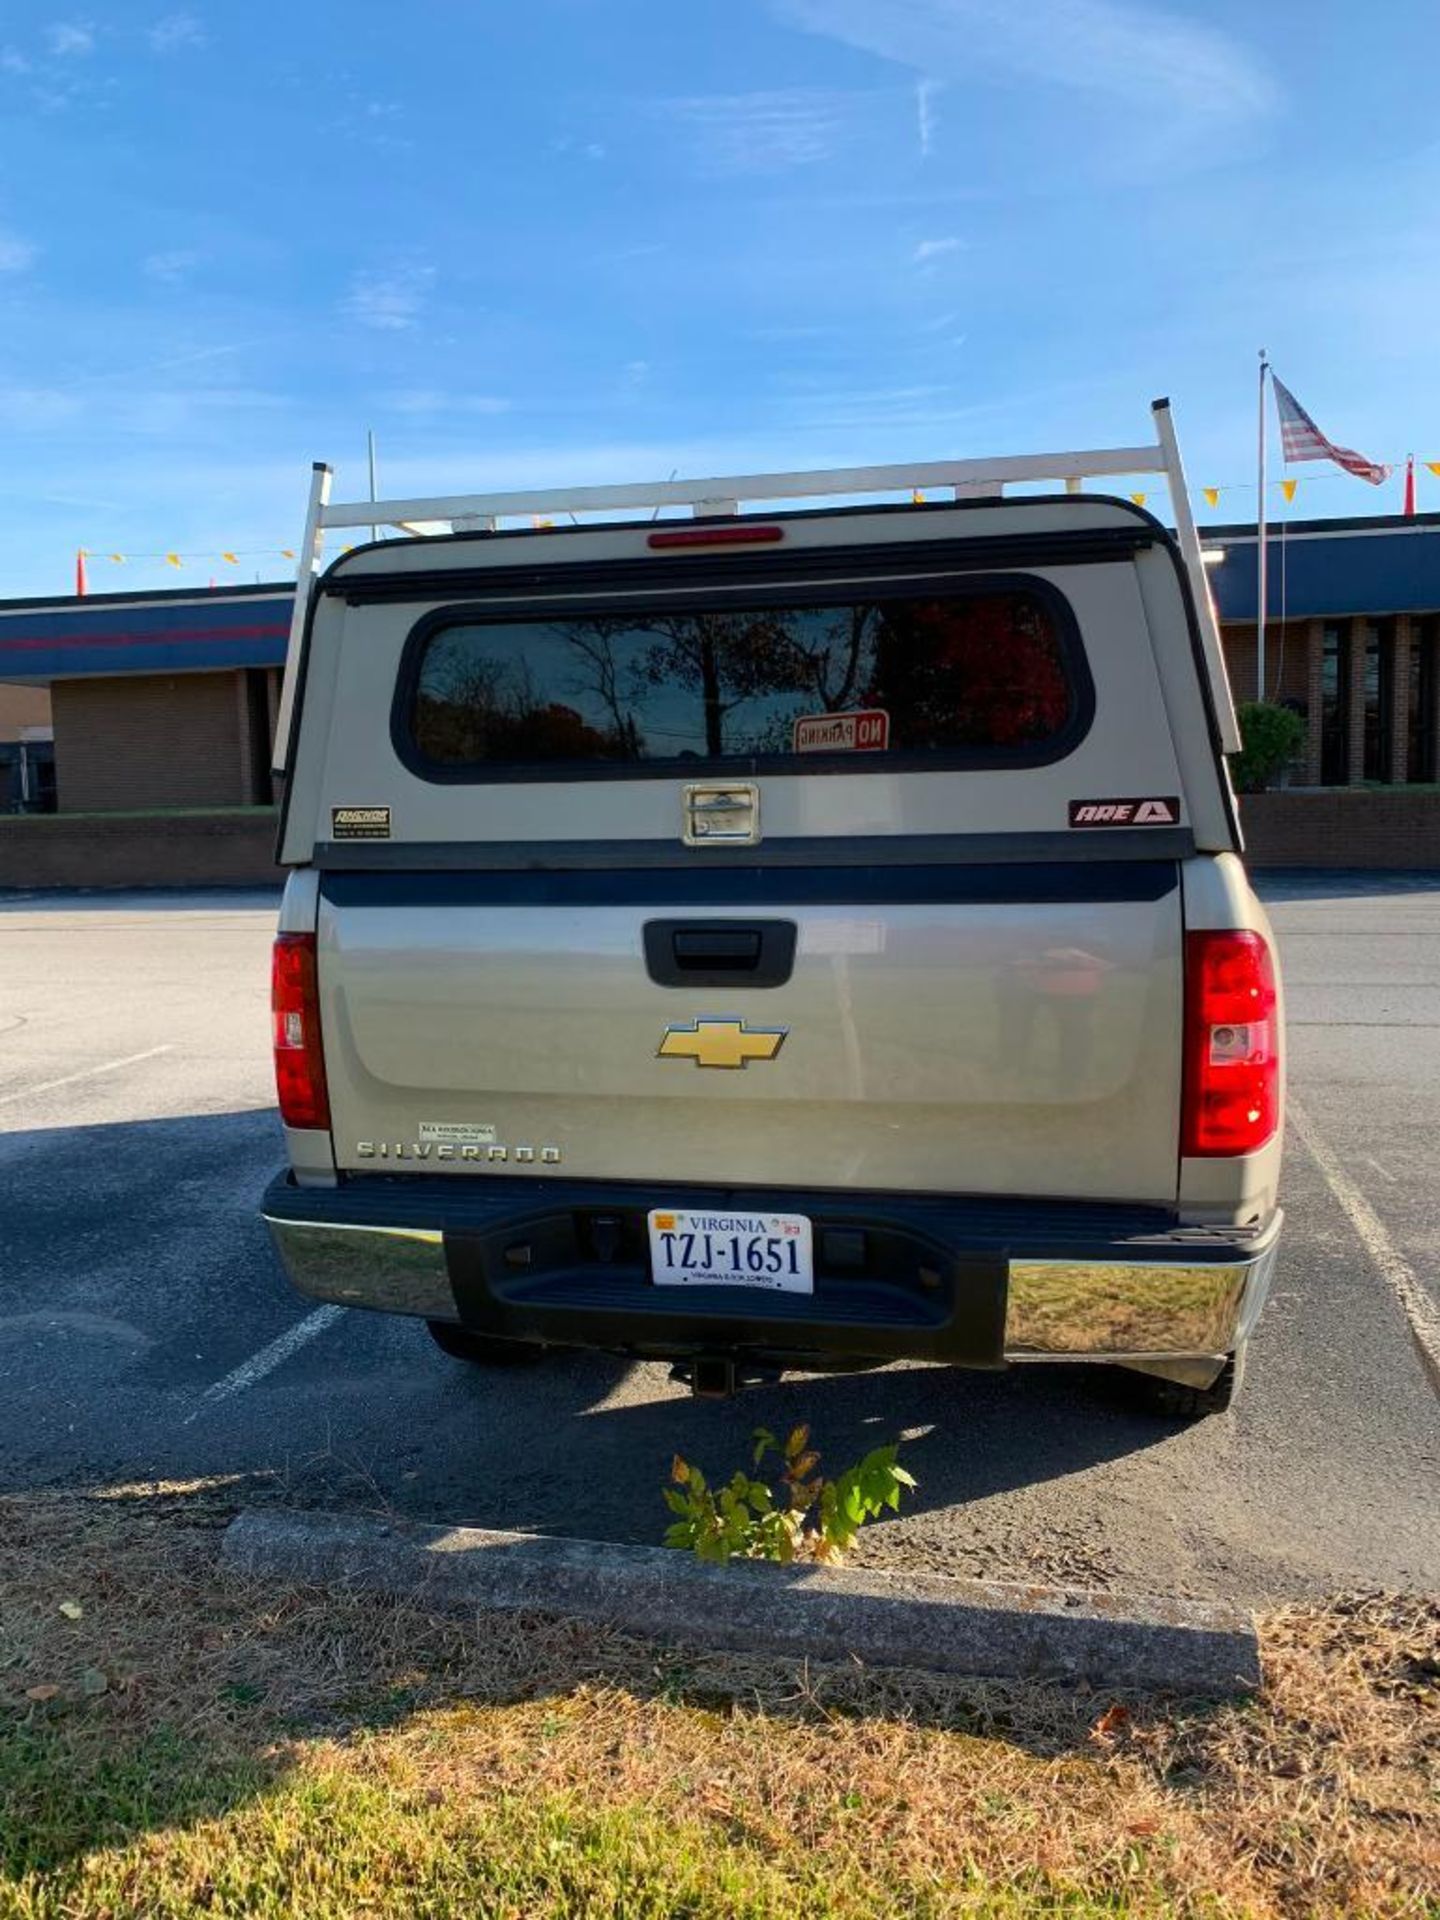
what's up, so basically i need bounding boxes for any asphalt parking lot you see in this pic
[0,875,1435,1603]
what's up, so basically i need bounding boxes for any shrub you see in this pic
[1230,700,1305,793]
[663,1424,915,1566]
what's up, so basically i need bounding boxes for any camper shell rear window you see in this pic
[396,574,1092,782]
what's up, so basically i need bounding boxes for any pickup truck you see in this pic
[262,402,1283,1419]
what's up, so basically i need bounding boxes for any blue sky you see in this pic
[1,0,1437,596]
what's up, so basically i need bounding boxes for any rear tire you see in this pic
[426,1321,546,1367]
[1130,1353,1239,1421]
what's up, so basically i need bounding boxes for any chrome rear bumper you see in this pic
[263,1175,1279,1383]
[1004,1246,1278,1384]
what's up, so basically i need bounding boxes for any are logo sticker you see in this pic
[1068,796,1180,828]
[331,805,391,840]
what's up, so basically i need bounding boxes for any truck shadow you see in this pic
[390,1343,1184,1548]
[2,1108,1186,1557]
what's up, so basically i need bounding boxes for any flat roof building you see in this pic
[0,584,290,812]
[1202,510,1440,786]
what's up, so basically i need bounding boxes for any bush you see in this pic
[663,1424,915,1565]
[1230,700,1305,793]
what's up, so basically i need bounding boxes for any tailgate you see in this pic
[317,864,1183,1205]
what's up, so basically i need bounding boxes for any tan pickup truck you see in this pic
[262,403,1283,1418]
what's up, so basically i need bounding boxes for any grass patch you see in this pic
[1,1486,1435,1918]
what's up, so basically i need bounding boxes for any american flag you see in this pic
[1272,376,1390,486]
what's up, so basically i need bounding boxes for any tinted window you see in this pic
[409,588,1078,771]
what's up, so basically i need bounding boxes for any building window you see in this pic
[1409,618,1437,785]
[1320,621,1350,785]
[1361,620,1395,783]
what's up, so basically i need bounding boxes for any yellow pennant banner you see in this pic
[1281,479,1298,502]
[1203,487,1220,508]
[1130,491,1147,507]
[81,546,308,570]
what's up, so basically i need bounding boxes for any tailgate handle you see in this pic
[643,920,797,989]
[674,930,762,968]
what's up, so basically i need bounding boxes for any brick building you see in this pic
[0,585,289,812]
[0,510,1438,815]
[1203,511,1440,786]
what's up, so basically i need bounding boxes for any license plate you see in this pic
[647,1209,813,1294]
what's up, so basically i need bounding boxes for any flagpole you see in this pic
[1256,348,1269,702]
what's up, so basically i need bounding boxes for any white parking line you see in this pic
[0,1044,173,1108]
[185,1305,346,1422]
[1290,1096,1440,1397]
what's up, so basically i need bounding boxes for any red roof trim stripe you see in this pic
[0,622,289,655]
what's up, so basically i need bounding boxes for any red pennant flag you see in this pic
[75,549,87,597]
[1404,455,1416,517]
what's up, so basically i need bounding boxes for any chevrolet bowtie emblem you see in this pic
[657,1018,788,1070]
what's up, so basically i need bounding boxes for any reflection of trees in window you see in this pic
[867,597,1068,747]
[791,606,879,714]
[555,623,645,757]
[563,611,800,756]
[560,607,884,756]
[411,591,1071,766]
[416,642,626,762]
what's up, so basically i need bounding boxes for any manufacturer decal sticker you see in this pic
[417,1121,497,1146]
[1068,796,1180,828]
[793,709,889,754]
[332,805,391,840]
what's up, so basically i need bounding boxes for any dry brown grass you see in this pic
[1,1484,1435,1918]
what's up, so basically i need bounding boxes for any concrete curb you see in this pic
[222,1510,1261,1696]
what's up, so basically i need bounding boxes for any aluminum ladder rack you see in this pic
[273,397,1235,774]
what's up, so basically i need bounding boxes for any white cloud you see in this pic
[143,248,203,283]
[147,13,206,53]
[772,0,1276,128]
[659,89,852,175]
[916,77,938,157]
[913,235,961,264]
[551,133,607,161]
[1,47,31,74]
[0,232,36,272]
[0,385,82,427]
[46,21,95,56]
[342,265,435,332]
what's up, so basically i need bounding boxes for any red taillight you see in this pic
[272,932,330,1131]
[647,524,784,549]
[1181,930,1279,1157]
